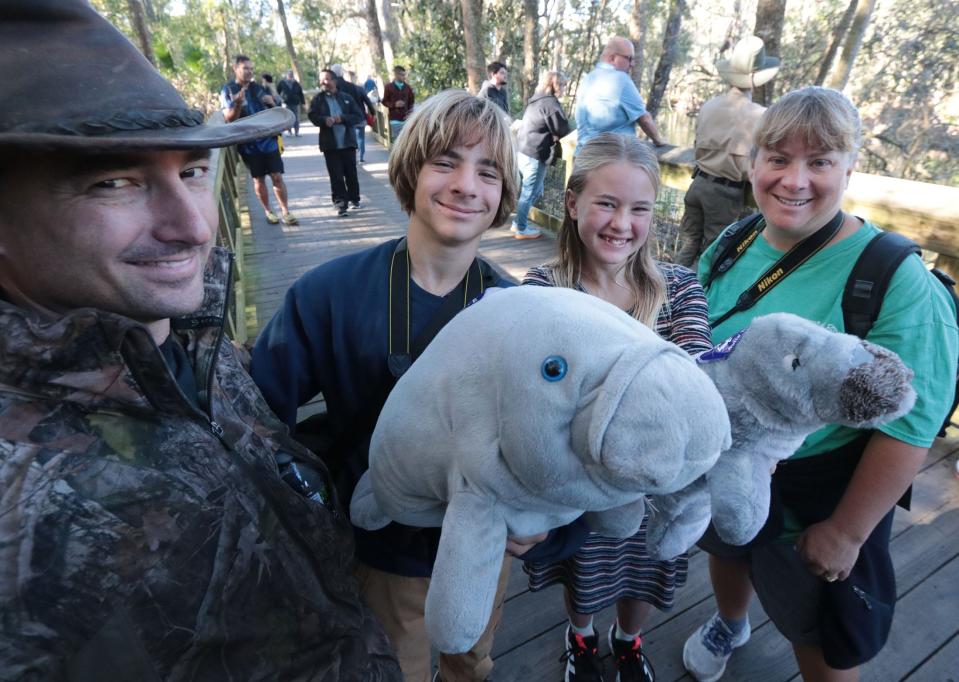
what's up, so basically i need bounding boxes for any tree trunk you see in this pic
[126,0,156,66]
[550,0,566,72]
[569,0,607,102]
[646,0,685,119]
[826,0,876,90]
[629,0,648,92]
[275,0,303,82]
[522,0,539,104]
[364,0,388,76]
[460,0,487,94]
[375,0,398,69]
[143,0,155,21]
[814,0,857,85]
[753,0,787,105]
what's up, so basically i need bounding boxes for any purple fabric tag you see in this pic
[698,329,746,363]
[467,291,486,308]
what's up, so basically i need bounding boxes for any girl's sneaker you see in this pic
[607,625,655,682]
[560,625,605,681]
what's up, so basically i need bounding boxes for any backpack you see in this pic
[705,218,959,437]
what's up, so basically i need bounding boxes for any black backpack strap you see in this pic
[703,212,765,289]
[841,232,921,338]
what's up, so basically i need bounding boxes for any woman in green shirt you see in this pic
[682,87,958,682]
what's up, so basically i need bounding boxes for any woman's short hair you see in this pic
[535,70,568,97]
[388,89,518,228]
[753,86,862,157]
[554,132,666,326]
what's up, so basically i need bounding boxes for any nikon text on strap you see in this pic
[709,211,845,329]
[387,237,494,378]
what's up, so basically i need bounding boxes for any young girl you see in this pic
[523,132,712,682]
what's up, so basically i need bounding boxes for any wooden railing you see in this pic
[210,112,247,343]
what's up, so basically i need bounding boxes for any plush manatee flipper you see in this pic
[425,491,508,653]
[707,448,777,546]
[583,496,646,539]
[349,471,392,530]
[645,478,711,560]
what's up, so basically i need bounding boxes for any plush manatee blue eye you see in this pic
[541,355,568,382]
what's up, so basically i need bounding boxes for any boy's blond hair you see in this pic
[752,86,861,158]
[388,89,517,228]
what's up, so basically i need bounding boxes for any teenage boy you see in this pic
[252,90,573,681]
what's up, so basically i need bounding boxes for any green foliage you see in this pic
[393,0,467,98]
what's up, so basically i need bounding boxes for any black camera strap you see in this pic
[387,237,492,378]
[711,211,845,329]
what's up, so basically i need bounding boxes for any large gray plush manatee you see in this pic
[645,312,917,560]
[350,286,731,654]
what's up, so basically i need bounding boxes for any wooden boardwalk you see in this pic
[239,125,959,681]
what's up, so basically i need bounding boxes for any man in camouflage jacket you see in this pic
[0,2,400,680]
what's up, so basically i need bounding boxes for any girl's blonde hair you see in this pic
[535,70,567,97]
[752,86,862,158]
[388,89,517,228]
[553,132,666,326]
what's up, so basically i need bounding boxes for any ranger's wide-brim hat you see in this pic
[0,0,291,151]
[715,36,781,89]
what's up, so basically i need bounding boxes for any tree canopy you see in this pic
[93,0,958,185]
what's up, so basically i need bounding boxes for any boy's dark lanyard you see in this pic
[710,211,845,329]
[387,237,486,378]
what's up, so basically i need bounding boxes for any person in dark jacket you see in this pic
[277,68,306,136]
[331,65,376,162]
[309,68,365,216]
[0,3,401,680]
[512,70,571,239]
[478,61,510,116]
[382,65,415,140]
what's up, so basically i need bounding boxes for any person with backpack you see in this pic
[682,86,958,682]
[251,90,575,682]
[511,70,571,241]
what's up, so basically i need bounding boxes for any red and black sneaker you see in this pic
[560,625,605,682]
[607,624,655,682]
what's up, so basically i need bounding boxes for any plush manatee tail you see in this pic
[349,471,393,530]
[645,478,711,560]
[425,492,507,654]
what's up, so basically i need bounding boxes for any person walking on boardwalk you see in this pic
[575,36,668,155]
[331,64,377,164]
[512,70,571,240]
[278,68,306,136]
[222,55,298,225]
[383,65,415,141]
[523,133,712,682]
[0,2,400,679]
[675,36,780,268]
[251,90,585,682]
[683,87,958,682]
[309,68,364,217]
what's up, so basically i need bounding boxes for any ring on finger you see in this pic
[824,574,838,582]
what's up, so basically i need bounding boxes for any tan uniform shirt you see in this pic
[694,88,765,182]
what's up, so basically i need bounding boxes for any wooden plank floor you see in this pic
[239,126,959,681]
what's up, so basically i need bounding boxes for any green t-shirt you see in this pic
[699,220,958,458]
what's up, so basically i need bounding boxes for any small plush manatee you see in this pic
[645,312,917,560]
[350,286,731,654]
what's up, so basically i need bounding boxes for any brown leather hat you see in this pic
[0,0,292,151]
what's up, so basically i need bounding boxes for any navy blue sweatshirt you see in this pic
[251,238,588,576]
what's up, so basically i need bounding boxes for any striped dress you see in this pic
[522,261,712,613]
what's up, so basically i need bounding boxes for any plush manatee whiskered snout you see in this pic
[591,346,730,493]
[839,340,916,426]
